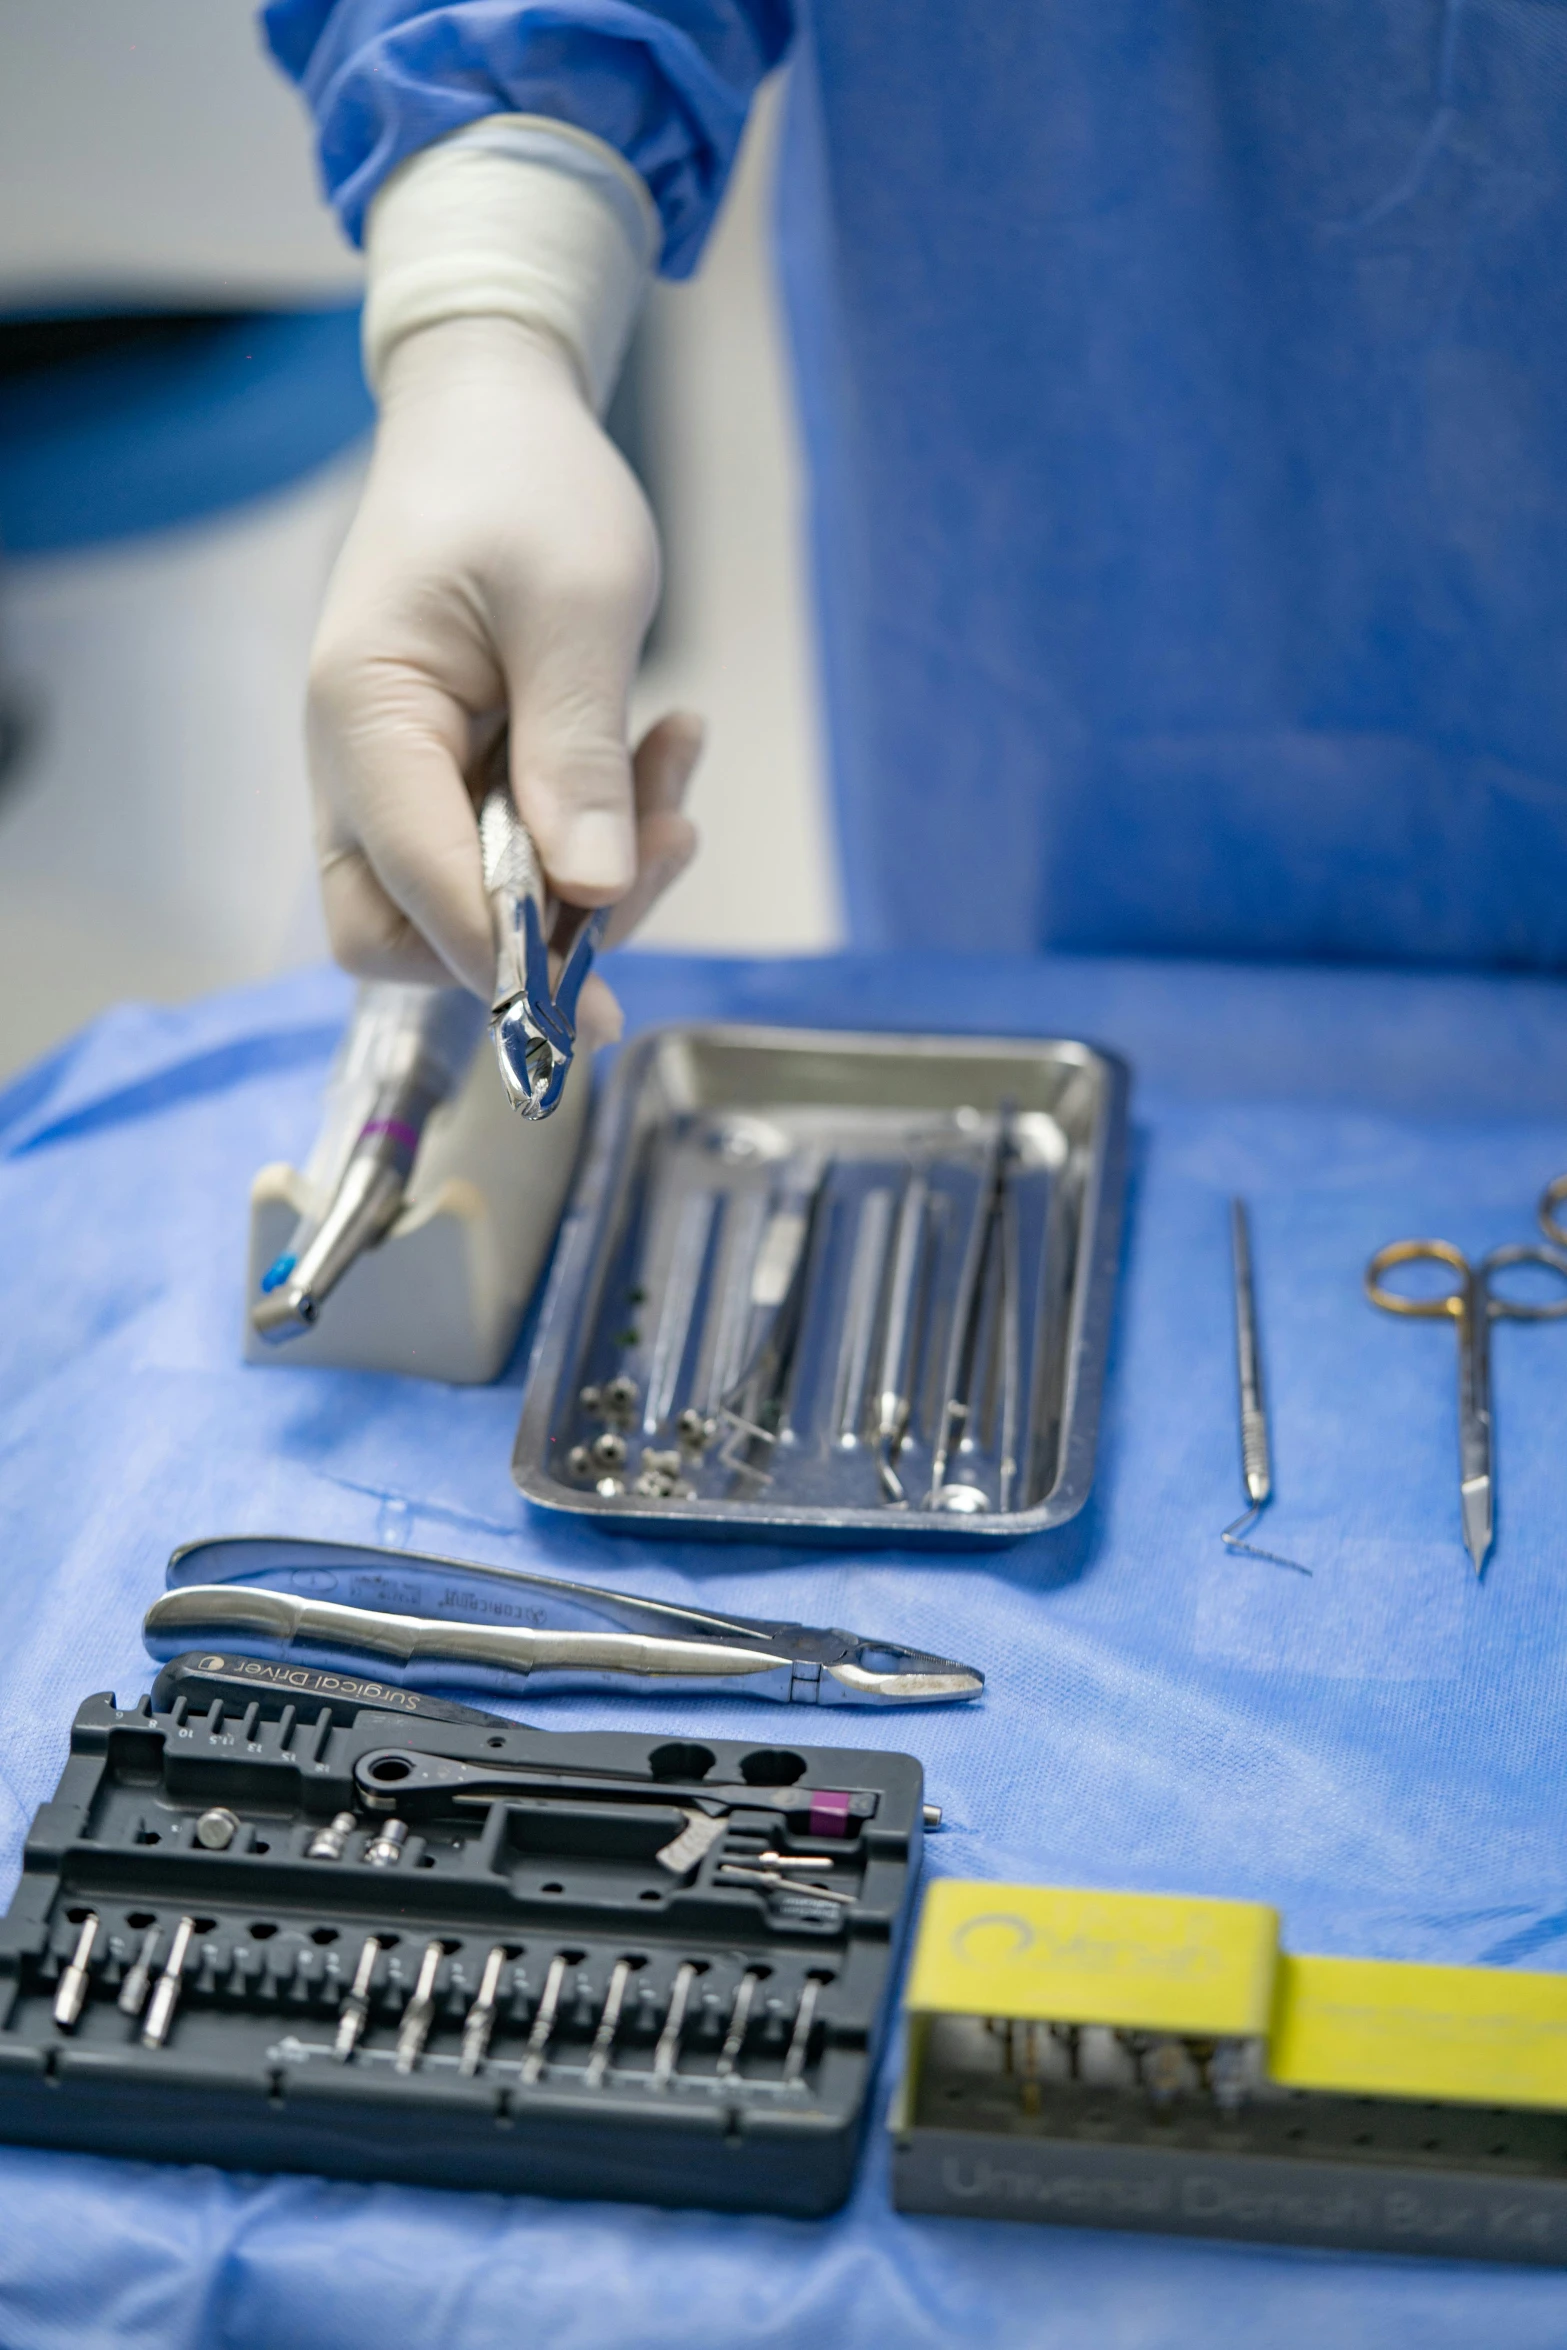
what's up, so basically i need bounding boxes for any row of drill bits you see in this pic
[979,2019,1255,2117]
[49,1912,833,2089]
[54,1910,200,2049]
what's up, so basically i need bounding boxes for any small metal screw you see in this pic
[307,1810,356,1862]
[602,1374,639,1420]
[195,1807,239,1851]
[676,1408,714,1453]
[566,1444,593,1481]
[363,1819,408,1869]
[592,1429,628,1470]
[594,1476,626,1498]
[633,1470,674,1499]
[578,1384,603,1415]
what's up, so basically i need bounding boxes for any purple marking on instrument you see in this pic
[360,1118,422,1153]
[809,1790,853,1838]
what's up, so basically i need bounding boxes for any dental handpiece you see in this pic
[251,984,484,1344]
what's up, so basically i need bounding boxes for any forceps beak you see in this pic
[491,895,607,1119]
[479,758,608,1121]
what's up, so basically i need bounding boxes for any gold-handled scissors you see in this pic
[1365,1238,1567,1573]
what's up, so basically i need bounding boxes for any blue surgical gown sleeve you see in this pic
[260,0,793,273]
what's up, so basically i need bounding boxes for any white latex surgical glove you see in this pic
[306,120,699,1041]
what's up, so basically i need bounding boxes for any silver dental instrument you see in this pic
[118,1925,161,2018]
[651,1960,700,2088]
[147,1535,984,1705]
[873,1167,930,1503]
[252,983,483,1343]
[782,1976,826,2086]
[715,1969,763,2079]
[719,1152,831,1461]
[335,1935,382,2061]
[142,1914,196,2050]
[831,1185,893,1447]
[478,747,607,1121]
[459,1945,509,2076]
[53,1912,100,2030]
[520,1952,570,2086]
[584,1957,636,2087]
[1221,1199,1308,1575]
[715,1864,855,1907]
[928,1126,1007,1506]
[1365,1233,1567,1573]
[395,1938,445,2073]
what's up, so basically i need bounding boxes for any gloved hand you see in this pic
[305,121,698,1028]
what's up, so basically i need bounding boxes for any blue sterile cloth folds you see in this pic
[4,947,1567,2347]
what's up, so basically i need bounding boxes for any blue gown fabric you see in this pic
[5,945,1567,2344]
[263,0,1567,966]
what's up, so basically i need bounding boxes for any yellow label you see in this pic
[1270,1953,1567,2111]
[904,1880,1279,2037]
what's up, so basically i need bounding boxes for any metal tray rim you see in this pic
[511,1021,1129,1548]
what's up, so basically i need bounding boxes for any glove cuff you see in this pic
[362,116,659,415]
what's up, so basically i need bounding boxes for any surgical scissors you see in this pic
[1364,1236,1567,1573]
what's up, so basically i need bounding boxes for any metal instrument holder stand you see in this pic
[243,1039,592,1384]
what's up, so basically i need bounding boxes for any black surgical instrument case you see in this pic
[0,1679,926,2214]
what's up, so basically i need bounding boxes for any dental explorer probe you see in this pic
[1221,1199,1308,1574]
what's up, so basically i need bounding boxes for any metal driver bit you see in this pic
[714,1969,763,2081]
[459,1945,509,2077]
[519,1952,570,2088]
[335,1935,383,2062]
[53,1913,100,2030]
[782,1975,827,2087]
[118,1925,162,2018]
[583,1958,635,2089]
[141,1915,196,2050]
[651,1961,700,2090]
[716,1863,854,1907]
[395,1939,445,2074]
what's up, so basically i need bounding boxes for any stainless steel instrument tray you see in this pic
[512,1024,1128,1546]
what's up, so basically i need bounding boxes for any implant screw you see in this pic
[195,1807,239,1851]
[363,1819,408,1868]
[591,1430,627,1471]
[307,1811,357,1862]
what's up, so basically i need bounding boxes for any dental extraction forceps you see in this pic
[1364,1236,1567,1573]
[144,1536,984,1705]
[477,738,607,1120]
